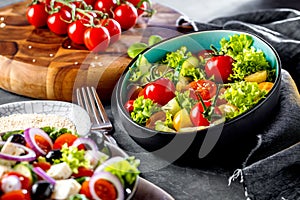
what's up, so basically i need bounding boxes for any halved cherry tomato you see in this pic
[142,78,176,106]
[190,101,211,127]
[0,189,31,200]
[205,55,234,83]
[84,26,110,52]
[26,2,48,28]
[1,172,31,193]
[53,133,80,149]
[34,135,52,154]
[94,179,117,199]
[72,167,94,178]
[124,100,134,113]
[113,3,138,30]
[79,180,92,199]
[189,80,217,101]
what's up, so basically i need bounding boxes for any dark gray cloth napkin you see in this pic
[110,8,300,200]
[185,8,300,200]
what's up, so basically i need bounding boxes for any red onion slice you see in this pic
[0,141,36,161]
[24,128,53,156]
[89,171,124,200]
[33,167,56,186]
[71,137,98,152]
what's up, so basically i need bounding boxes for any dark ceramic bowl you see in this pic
[112,30,281,164]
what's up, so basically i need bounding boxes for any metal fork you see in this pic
[76,86,117,145]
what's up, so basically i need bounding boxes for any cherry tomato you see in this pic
[173,109,193,131]
[94,0,117,16]
[126,0,147,16]
[68,20,87,44]
[189,80,217,101]
[47,10,71,35]
[124,100,134,113]
[72,167,94,178]
[84,0,97,5]
[26,3,48,28]
[53,133,79,149]
[94,179,117,199]
[100,18,121,44]
[0,189,31,200]
[79,180,92,199]
[142,78,176,106]
[205,55,234,83]
[34,135,52,154]
[113,3,138,30]
[84,26,110,52]
[1,172,31,193]
[32,161,51,172]
[190,102,211,127]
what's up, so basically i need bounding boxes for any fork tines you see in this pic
[76,86,113,131]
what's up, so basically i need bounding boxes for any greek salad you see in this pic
[0,127,139,200]
[124,34,275,132]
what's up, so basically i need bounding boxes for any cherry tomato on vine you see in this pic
[189,79,217,101]
[141,78,176,106]
[94,0,117,16]
[84,0,97,6]
[84,26,110,52]
[68,20,87,44]
[190,101,211,127]
[126,0,147,16]
[47,10,71,35]
[100,18,121,44]
[205,55,234,83]
[26,3,48,28]
[113,3,138,30]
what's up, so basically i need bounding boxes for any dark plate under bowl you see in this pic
[112,30,281,165]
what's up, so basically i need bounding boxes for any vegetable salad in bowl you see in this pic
[123,34,277,133]
[0,127,140,200]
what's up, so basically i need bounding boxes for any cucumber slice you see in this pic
[13,163,37,183]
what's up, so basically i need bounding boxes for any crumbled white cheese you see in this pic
[0,142,25,166]
[47,162,72,180]
[51,179,81,199]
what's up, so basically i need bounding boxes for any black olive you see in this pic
[31,180,54,200]
[45,149,62,163]
[10,134,26,145]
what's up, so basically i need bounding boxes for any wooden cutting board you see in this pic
[0,0,184,102]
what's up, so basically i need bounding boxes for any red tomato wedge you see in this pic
[53,133,81,150]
